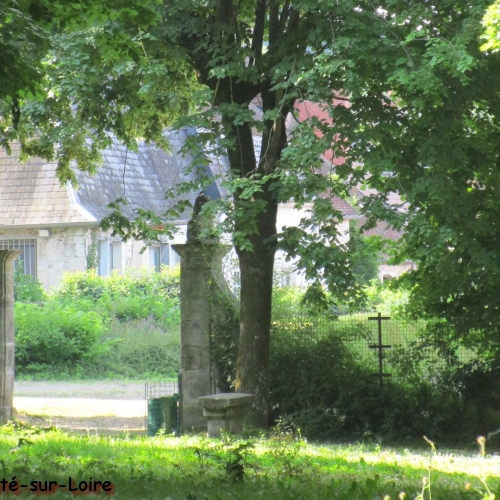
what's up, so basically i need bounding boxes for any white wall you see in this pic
[0,227,90,290]
[378,261,414,282]
[0,224,189,291]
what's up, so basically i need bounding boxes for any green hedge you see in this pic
[268,319,465,442]
[267,287,496,443]
[15,301,107,370]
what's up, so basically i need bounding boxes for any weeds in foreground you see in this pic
[0,424,499,499]
[193,433,254,482]
[414,436,497,500]
[268,418,307,477]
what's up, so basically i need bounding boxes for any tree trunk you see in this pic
[221,114,280,427]
[234,188,278,428]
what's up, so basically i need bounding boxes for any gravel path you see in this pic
[13,381,151,433]
[14,381,147,400]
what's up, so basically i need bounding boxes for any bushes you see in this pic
[97,318,180,378]
[269,323,360,439]
[14,267,181,379]
[15,301,107,371]
[13,267,46,303]
[53,268,180,328]
[54,268,180,303]
[14,267,498,445]
[268,287,491,443]
[268,317,468,442]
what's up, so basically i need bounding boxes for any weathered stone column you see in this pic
[172,243,231,431]
[0,250,20,423]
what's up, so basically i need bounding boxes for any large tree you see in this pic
[358,0,500,338]
[4,0,500,424]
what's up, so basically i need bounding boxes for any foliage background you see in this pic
[13,267,500,443]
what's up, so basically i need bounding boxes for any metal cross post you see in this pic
[368,312,392,386]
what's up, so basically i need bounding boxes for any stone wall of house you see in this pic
[0,225,188,290]
[378,261,414,282]
[0,227,91,289]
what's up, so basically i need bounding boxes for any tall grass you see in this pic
[14,268,181,380]
[0,425,498,499]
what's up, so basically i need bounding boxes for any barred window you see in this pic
[0,239,37,277]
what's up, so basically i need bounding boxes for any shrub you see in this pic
[360,280,410,316]
[14,267,182,378]
[53,267,181,328]
[53,270,106,300]
[269,319,468,442]
[269,319,376,440]
[54,267,180,303]
[268,293,478,442]
[15,301,107,371]
[98,318,180,378]
[13,267,46,303]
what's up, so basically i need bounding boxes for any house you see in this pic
[0,113,393,290]
[0,129,202,289]
[0,127,356,290]
[293,99,414,282]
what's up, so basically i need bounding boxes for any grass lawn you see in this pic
[0,425,498,499]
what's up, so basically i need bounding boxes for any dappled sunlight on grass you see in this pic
[0,428,498,499]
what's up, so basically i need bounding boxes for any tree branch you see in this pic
[250,0,266,66]
[269,0,279,48]
[277,0,291,40]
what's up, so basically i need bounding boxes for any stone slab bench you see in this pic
[198,393,255,437]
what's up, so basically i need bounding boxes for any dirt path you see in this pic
[14,381,146,400]
[13,381,151,434]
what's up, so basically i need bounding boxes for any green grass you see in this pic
[0,425,499,499]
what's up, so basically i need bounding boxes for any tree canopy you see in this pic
[360,0,500,335]
[0,0,48,150]
[4,0,500,423]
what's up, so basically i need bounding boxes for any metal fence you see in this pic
[270,311,479,387]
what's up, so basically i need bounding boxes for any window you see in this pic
[0,240,36,277]
[149,246,161,272]
[99,241,122,276]
[170,246,181,266]
[149,244,180,272]
[280,272,291,287]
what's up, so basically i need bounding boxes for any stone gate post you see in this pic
[172,243,232,431]
[0,250,20,423]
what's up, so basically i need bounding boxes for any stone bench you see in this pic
[198,393,255,437]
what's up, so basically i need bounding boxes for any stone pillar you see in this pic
[172,243,231,431]
[0,250,20,423]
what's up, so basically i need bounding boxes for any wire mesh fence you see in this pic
[270,311,479,386]
[145,381,180,436]
[145,381,179,400]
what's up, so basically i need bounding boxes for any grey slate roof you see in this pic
[0,126,360,229]
[73,129,199,221]
[0,129,202,228]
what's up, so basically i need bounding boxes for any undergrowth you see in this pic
[14,270,500,445]
[14,268,181,380]
[0,423,499,499]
